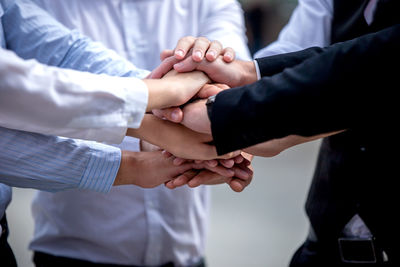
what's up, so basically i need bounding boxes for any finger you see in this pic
[222,47,235,62]
[187,170,225,188]
[149,56,180,79]
[230,164,253,180]
[202,164,235,178]
[233,155,244,164]
[173,157,188,166]
[152,107,183,123]
[173,56,200,72]
[219,159,235,168]
[197,84,224,99]
[216,150,242,160]
[171,170,199,188]
[160,49,174,61]
[205,159,218,168]
[214,83,230,90]
[192,37,211,62]
[174,36,196,60]
[161,150,173,158]
[205,40,223,61]
[228,178,248,192]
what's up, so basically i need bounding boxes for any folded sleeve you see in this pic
[0,126,120,193]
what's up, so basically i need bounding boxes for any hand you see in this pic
[243,130,345,157]
[152,83,228,123]
[143,69,209,111]
[150,36,236,79]
[127,114,240,160]
[181,99,211,134]
[113,151,197,188]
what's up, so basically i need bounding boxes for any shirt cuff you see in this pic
[78,142,121,193]
[121,78,149,129]
[253,60,261,80]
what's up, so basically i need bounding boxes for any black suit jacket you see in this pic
[210,24,399,155]
[210,1,400,260]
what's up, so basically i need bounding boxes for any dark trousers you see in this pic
[33,251,205,267]
[0,214,18,267]
[290,239,396,267]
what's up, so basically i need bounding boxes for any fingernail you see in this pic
[175,49,184,58]
[225,52,233,60]
[207,50,216,58]
[194,51,202,59]
[171,110,180,121]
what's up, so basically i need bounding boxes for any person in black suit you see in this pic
[152,0,400,265]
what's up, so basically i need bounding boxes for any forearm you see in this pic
[0,49,148,144]
[0,126,120,193]
[127,114,221,160]
[143,70,210,112]
[211,24,400,154]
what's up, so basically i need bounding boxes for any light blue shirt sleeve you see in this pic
[0,127,121,193]
[2,0,148,77]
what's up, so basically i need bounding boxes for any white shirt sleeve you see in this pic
[0,48,148,144]
[254,0,334,58]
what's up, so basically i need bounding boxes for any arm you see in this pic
[0,126,202,191]
[0,0,148,143]
[0,126,120,192]
[210,24,400,154]
[176,25,399,154]
[0,49,208,143]
[127,114,239,160]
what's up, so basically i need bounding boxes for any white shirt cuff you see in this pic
[253,60,261,80]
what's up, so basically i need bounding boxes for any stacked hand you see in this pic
[126,36,346,191]
[124,37,255,191]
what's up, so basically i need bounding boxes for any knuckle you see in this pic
[196,36,211,45]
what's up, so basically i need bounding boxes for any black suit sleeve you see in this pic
[210,24,400,155]
[254,47,324,77]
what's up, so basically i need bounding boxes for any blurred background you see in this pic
[7,1,325,267]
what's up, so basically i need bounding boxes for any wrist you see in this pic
[238,60,258,86]
[114,151,138,186]
[143,79,176,112]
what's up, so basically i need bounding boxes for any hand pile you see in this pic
[144,37,253,192]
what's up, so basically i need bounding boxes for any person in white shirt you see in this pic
[28,1,251,266]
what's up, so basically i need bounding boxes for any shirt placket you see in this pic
[121,1,148,66]
[143,190,163,265]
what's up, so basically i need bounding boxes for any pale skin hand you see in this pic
[127,114,240,160]
[152,83,228,123]
[152,55,257,88]
[143,69,209,112]
[180,98,211,134]
[149,36,236,79]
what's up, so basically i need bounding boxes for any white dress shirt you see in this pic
[0,49,148,144]
[29,0,250,266]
